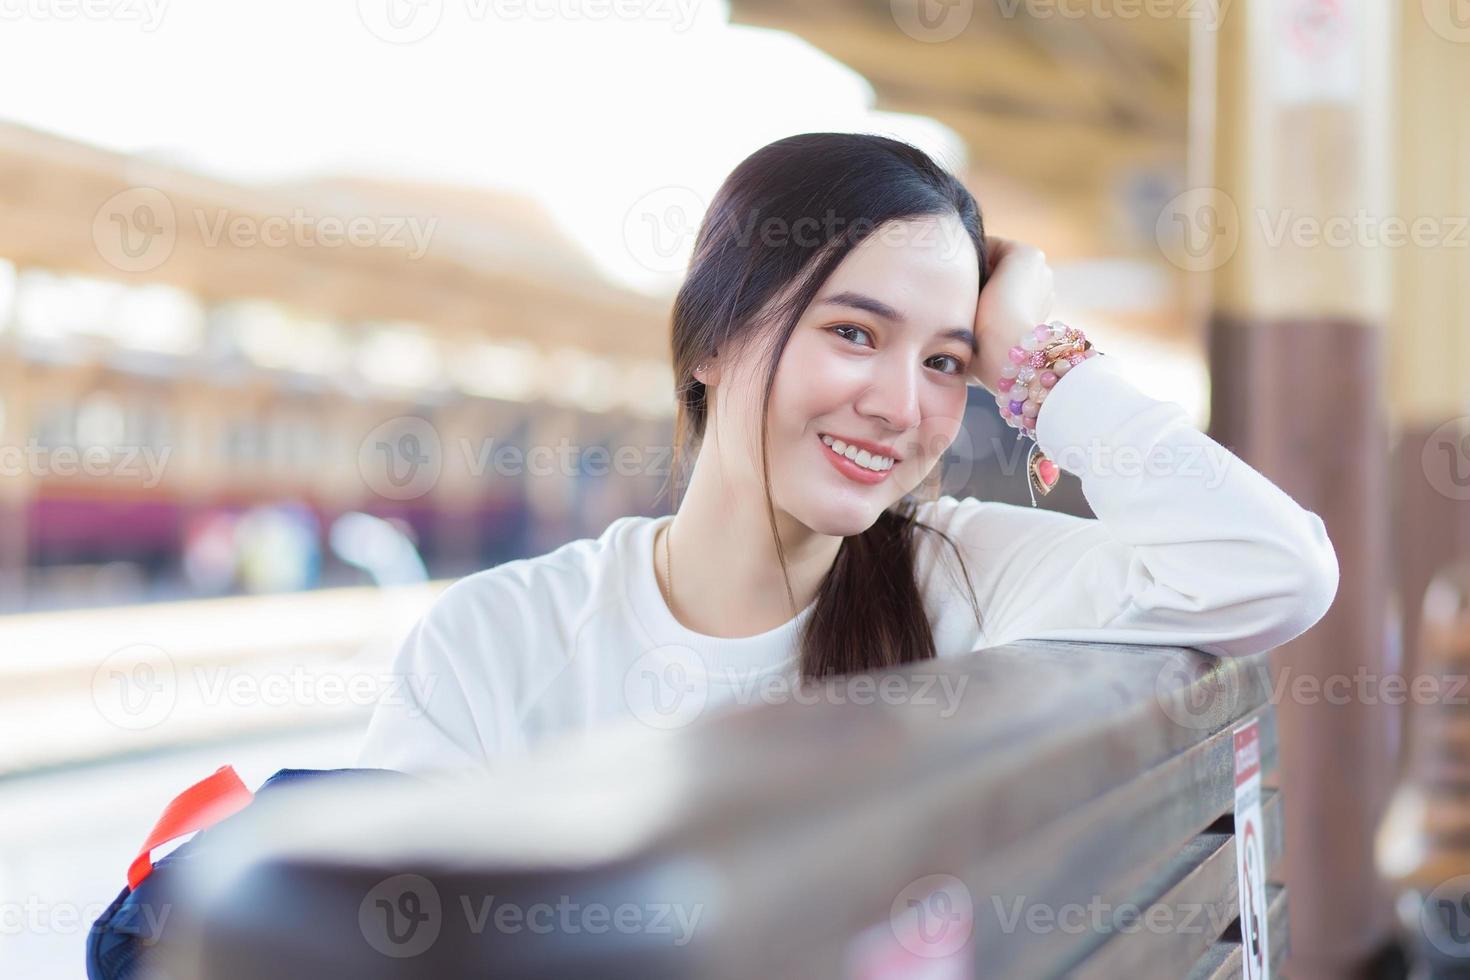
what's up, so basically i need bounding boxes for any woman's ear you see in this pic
[694,355,719,387]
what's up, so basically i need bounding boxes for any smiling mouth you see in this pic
[817,433,897,474]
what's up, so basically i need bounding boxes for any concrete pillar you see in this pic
[1388,0,1470,715]
[1188,2,1397,975]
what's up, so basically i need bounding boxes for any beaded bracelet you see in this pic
[991,320,1101,506]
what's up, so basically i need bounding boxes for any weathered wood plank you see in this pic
[1069,788,1284,979]
[153,641,1284,979]
[1187,883,1290,980]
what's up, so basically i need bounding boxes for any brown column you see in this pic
[1388,2,1470,713]
[1186,2,1397,976]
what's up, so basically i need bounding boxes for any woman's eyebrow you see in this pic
[818,290,977,349]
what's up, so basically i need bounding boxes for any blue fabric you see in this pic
[85,767,416,980]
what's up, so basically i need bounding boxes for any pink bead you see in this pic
[1040,371,1058,388]
[1022,399,1041,418]
[1000,363,1018,379]
[1033,324,1051,341]
[1008,346,1028,365]
[997,376,1015,393]
[1053,359,1071,376]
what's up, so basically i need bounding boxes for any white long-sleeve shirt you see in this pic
[356,354,1340,776]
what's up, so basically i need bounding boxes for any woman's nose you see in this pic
[856,360,921,432]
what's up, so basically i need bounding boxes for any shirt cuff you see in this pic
[1032,354,1175,471]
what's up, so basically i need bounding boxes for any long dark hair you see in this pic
[667,132,986,680]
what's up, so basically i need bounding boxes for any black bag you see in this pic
[86,765,417,980]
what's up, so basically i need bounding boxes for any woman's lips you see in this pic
[818,433,892,485]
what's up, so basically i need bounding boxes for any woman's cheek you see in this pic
[919,393,966,457]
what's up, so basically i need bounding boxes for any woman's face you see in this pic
[706,213,980,538]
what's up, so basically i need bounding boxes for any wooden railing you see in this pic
[154,638,1288,979]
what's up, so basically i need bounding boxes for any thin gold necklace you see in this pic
[660,520,673,610]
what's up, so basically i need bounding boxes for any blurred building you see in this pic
[0,123,682,611]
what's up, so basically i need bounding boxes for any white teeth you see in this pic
[819,434,893,472]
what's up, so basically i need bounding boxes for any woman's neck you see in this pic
[656,446,843,639]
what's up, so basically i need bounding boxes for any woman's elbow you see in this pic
[1204,514,1340,660]
[1276,512,1341,643]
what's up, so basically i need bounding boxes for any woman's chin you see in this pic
[795,497,893,538]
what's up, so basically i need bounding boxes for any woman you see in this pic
[356,133,1339,774]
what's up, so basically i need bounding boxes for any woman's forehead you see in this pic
[821,219,980,323]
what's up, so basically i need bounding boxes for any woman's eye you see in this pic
[830,324,874,348]
[830,325,966,375]
[930,354,967,376]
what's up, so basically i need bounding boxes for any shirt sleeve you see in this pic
[355,577,521,778]
[933,353,1340,659]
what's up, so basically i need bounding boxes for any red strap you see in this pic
[127,765,254,890]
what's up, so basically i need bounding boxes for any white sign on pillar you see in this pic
[1234,717,1270,979]
[1271,0,1361,105]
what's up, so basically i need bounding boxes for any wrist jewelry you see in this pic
[991,320,1101,506]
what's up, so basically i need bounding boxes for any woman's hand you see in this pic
[969,237,1056,395]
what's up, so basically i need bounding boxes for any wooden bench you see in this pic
[154,638,1288,978]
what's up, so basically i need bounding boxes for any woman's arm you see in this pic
[356,577,524,777]
[936,352,1339,659]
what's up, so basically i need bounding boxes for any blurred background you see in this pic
[0,1,1466,977]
